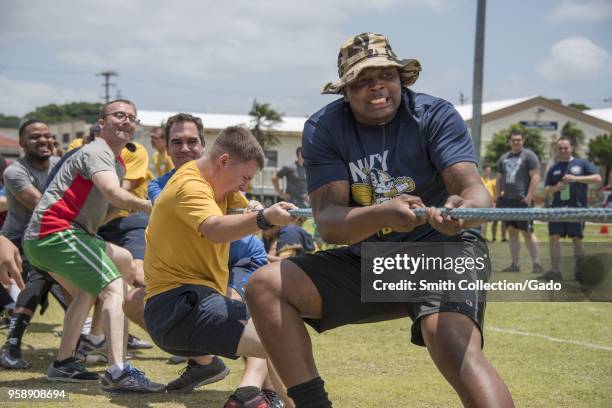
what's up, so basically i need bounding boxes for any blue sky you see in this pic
[1,0,610,117]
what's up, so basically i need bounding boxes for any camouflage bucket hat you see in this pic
[322,32,422,95]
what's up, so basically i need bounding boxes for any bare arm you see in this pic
[199,202,295,244]
[13,186,42,211]
[0,235,24,289]
[122,178,142,192]
[562,174,602,185]
[271,175,282,195]
[310,180,425,245]
[525,169,540,203]
[544,183,563,199]
[427,162,493,235]
[92,171,151,214]
[0,196,7,212]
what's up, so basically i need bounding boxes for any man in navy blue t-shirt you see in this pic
[543,138,601,281]
[246,33,513,407]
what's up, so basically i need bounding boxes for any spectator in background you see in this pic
[496,130,543,273]
[149,127,174,177]
[480,164,497,242]
[543,138,601,282]
[272,146,308,208]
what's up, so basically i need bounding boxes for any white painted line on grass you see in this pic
[487,326,612,352]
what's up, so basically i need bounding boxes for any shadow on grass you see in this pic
[0,376,230,407]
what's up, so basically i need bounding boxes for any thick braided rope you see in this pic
[234,207,612,223]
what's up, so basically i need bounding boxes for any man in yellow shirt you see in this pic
[149,127,174,177]
[480,164,497,241]
[144,126,296,407]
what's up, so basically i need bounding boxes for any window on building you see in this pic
[264,150,278,168]
[62,133,70,143]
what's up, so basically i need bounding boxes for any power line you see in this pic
[96,71,118,104]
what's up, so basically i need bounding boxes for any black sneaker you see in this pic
[539,270,563,282]
[532,263,544,274]
[127,334,153,350]
[47,358,99,382]
[100,364,165,394]
[501,263,520,273]
[0,345,30,369]
[166,357,229,393]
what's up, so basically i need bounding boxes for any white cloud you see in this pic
[0,77,97,116]
[548,0,612,24]
[535,37,612,82]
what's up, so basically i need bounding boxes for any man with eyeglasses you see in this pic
[496,130,543,274]
[542,137,601,281]
[22,99,164,393]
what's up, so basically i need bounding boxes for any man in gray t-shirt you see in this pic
[495,130,543,273]
[0,119,67,370]
[272,146,308,208]
[2,156,59,241]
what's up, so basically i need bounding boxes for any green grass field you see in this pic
[0,223,610,407]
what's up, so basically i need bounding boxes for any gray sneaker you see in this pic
[166,357,229,393]
[47,358,99,382]
[100,365,165,394]
[0,346,30,369]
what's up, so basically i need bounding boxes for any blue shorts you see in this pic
[548,222,584,238]
[98,212,148,260]
[228,265,257,301]
[144,285,249,359]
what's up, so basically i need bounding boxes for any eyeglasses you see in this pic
[104,111,140,124]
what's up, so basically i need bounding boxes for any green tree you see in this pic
[560,121,586,153]
[0,114,21,128]
[23,102,103,124]
[248,99,283,150]
[568,102,590,112]
[588,134,612,185]
[484,123,546,167]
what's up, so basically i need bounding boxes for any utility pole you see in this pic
[97,71,118,103]
[472,0,486,163]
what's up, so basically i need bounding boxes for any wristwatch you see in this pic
[256,209,272,230]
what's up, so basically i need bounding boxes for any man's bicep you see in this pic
[14,186,42,210]
[441,162,482,196]
[92,171,121,195]
[309,180,350,217]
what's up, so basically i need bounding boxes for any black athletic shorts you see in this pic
[11,237,68,313]
[289,231,488,347]
[496,197,533,232]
